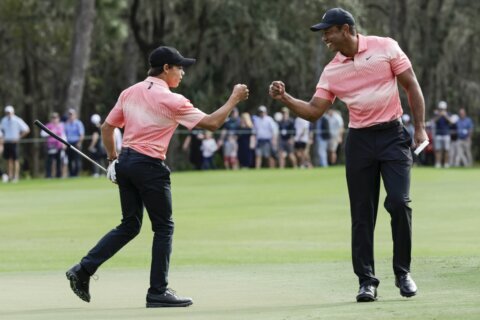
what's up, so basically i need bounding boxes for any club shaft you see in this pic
[70,145,108,173]
[34,120,107,173]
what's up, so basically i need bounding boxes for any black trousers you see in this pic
[345,121,413,287]
[45,149,62,178]
[66,145,81,177]
[80,148,173,294]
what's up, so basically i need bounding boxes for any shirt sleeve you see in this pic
[105,93,126,128]
[314,72,336,103]
[19,118,30,133]
[269,117,277,133]
[388,38,412,75]
[78,120,85,136]
[174,100,207,130]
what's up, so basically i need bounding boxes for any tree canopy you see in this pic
[1,0,479,174]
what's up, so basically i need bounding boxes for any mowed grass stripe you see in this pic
[1,167,480,319]
[0,167,479,272]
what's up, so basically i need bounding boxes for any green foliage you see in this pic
[0,0,479,174]
[0,0,74,111]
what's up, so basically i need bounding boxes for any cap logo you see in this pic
[322,13,326,19]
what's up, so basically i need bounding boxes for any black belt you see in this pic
[121,147,164,163]
[121,147,143,155]
[358,119,402,131]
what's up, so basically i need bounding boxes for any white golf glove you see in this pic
[106,159,118,183]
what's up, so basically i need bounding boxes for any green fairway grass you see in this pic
[1,167,479,319]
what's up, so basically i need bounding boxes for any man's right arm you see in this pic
[269,81,331,122]
[197,84,249,131]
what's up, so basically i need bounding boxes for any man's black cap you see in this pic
[149,46,196,68]
[310,8,355,31]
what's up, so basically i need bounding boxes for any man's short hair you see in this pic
[148,67,164,77]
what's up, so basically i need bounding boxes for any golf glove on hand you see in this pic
[106,159,118,183]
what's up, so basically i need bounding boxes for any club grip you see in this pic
[34,120,71,148]
[413,140,429,156]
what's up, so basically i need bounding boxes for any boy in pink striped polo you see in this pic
[270,8,428,302]
[66,46,249,307]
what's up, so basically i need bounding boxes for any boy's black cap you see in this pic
[149,46,196,68]
[310,8,355,31]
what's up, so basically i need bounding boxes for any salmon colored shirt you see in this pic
[314,34,412,128]
[106,77,206,159]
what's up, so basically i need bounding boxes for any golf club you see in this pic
[34,120,107,173]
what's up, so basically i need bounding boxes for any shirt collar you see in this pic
[145,76,169,89]
[335,34,368,62]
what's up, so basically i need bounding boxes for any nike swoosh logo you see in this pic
[366,56,373,60]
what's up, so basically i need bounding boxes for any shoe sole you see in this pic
[356,294,376,302]
[146,301,193,308]
[66,271,90,303]
[399,290,416,298]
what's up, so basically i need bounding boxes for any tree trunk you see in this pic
[64,0,96,115]
[21,40,38,178]
[123,28,139,86]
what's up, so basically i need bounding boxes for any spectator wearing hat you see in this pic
[0,105,30,182]
[253,105,277,168]
[64,108,85,176]
[40,112,66,178]
[433,101,453,168]
[88,114,106,177]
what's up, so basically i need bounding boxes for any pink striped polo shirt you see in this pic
[106,77,206,159]
[314,34,412,128]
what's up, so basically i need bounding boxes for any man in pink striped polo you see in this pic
[66,46,249,307]
[270,8,428,302]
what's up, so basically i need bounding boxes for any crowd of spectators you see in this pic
[184,102,475,171]
[0,101,476,180]
[38,108,120,179]
[182,105,345,170]
[0,106,123,182]
[413,101,475,168]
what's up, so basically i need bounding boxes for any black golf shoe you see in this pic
[146,289,193,308]
[66,264,91,302]
[356,284,377,302]
[395,273,417,297]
